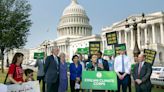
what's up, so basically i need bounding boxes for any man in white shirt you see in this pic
[114,50,131,92]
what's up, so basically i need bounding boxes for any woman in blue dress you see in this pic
[69,55,82,92]
[58,52,68,92]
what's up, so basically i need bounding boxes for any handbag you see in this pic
[4,64,16,85]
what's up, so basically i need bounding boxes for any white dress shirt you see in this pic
[114,54,131,74]
[139,61,145,67]
[80,61,85,71]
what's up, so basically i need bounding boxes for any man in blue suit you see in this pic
[44,47,60,92]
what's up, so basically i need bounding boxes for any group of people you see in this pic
[6,47,152,92]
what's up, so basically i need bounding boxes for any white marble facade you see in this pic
[102,12,164,66]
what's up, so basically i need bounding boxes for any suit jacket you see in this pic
[98,58,109,71]
[44,55,60,83]
[97,58,109,71]
[132,62,152,91]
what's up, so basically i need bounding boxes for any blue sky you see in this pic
[26,0,164,48]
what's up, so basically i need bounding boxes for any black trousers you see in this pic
[127,75,131,92]
[70,80,80,92]
[47,79,59,92]
[117,73,130,92]
[37,76,45,92]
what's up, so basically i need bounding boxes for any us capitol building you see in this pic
[29,0,101,62]
[28,0,164,66]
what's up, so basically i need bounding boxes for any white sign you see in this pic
[7,81,40,92]
[0,84,7,92]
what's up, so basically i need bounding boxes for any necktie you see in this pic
[122,55,125,72]
[54,56,59,70]
[138,63,142,77]
[55,57,59,65]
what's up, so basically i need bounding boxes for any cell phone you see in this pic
[98,59,102,64]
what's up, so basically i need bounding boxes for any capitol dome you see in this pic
[57,0,92,39]
[62,0,86,16]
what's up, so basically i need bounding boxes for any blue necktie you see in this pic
[122,55,125,72]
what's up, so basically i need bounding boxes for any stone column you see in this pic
[77,27,79,35]
[131,30,134,49]
[79,27,81,34]
[160,23,164,44]
[118,31,121,44]
[137,27,141,49]
[75,27,77,35]
[102,39,104,51]
[82,27,84,35]
[84,28,86,35]
[152,24,156,43]
[67,28,69,35]
[72,27,74,35]
[68,28,70,35]
[85,28,87,35]
[124,31,127,44]
[144,27,148,47]
[69,28,71,35]
[73,27,76,35]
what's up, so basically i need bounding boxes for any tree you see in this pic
[0,0,32,73]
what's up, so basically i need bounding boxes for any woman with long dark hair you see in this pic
[7,52,24,84]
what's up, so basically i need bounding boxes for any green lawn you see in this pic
[0,70,163,92]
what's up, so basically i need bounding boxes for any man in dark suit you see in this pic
[44,47,60,92]
[132,54,152,92]
[97,51,109,71]
[96,51,109,92]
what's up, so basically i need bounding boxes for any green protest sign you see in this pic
[82,71,118,90]
[106,32,118,45]
[89,41,101,55]
[34,52,44,59]
[77,47,88,54]
[114,43,126,56]
[104,49,115,56]
[144,49,156,65]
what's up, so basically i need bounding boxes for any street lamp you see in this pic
[43,41,50,57]
[125,13,147,60]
